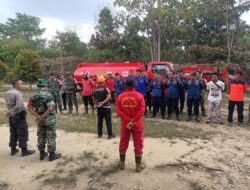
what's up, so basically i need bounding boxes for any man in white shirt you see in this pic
[206,73,225,124]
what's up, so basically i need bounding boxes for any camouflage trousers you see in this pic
[200,92,206,115]
[52,93,62,112]
[37,116,57,153]
[66,92,78,111]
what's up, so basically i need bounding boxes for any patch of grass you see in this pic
[0,181,9,190]
[73,165,89,175]
[102,181,114,189]
[88,162,119,189]
[0,109,7,125]
[43,174,77,187]
[100,162,119,176]
[56,112,213,139]
[190,181,206,190]
[33,173,47,180]
[0,86,214,139]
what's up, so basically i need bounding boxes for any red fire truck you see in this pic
[74,61,240,84]
[74,62,146,84]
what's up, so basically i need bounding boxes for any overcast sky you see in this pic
[0,0,250,43]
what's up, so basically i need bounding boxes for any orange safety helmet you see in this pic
[97,75,105,84]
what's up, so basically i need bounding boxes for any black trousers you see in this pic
[111,91,116,103]
[144,96,147,114]
[82,95,94,107]
[179,90,185,112]
[97,107,113,137]
[228,100,244,123]
[146,92,152,112]
[187,98,200,117]
[9,111,28,149]
[167,98,179,117]
[61,93,67,109]
[152,96,165,117]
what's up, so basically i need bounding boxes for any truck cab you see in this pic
[147,61,175,79]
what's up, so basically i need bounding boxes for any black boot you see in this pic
[21,148,35,157]
[91,106,95,114]
[135,156,145,172]
[11,147,19,156]
[119,154,126,170]
[176,116,180,121]
[75,106,79,114]
[40,150,48,161]
[195,116,200,123]
[83,107,88,115]
[49,152,62,161]
[186,115,192,121]
[108,134,116,140]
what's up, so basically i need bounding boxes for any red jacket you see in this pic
[106,78,115,92]
[229,79,247,101]
[116,89,145,130]
[81,79,94,96]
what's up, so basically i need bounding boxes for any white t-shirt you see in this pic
[207,80,225,102]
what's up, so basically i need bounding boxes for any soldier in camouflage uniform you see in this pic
[65,72,79,114]
[27,79,62,161]
[48,72,63,114]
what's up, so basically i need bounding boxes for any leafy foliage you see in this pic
[0,60,9,81]
[14,49,41,85]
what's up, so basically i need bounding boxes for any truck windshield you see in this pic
[151,64,171,75]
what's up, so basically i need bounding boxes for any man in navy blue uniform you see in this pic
[177,69,187,114]
[197,70,207,116]
[166,71,183,121]
[185,72,203,122]
[142,70,152,113]
[150,72,165,119]
[114,73,126,98]
[135,69,148,115]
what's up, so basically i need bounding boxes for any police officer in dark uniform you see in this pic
[165,71,183,121]
[177,69,187,114]
[93,76,115,139]
[5,79,35,156]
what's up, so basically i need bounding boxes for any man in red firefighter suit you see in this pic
[116,78,146,172]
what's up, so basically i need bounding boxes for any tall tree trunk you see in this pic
[157,23,161,61]
[226,1,235,65]
[150,20,161,61]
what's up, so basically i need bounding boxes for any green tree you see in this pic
[14,49,41,88]
[0,13,45,42]
[115,0,162,61]
[88,7,123,62]
[0,60,9,81]
[122,17,150,62]
[55,30,87,57]
[90,7,121,50]
[0,38,33,66]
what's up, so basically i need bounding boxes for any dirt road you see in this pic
[1,120,250,190]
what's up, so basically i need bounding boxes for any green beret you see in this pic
[37,79,48,87]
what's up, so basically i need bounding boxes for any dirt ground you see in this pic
[0,87,250,190]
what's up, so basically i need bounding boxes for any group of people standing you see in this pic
[49,68,248,127]
[4,68,249,172]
